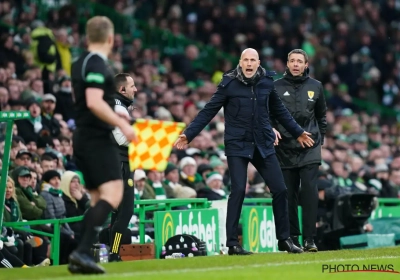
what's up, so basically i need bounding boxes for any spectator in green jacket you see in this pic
[11,166,47,221]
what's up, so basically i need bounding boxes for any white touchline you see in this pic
[23,255,400,280]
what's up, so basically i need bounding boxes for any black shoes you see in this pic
[228,245,253,255]
[109,253,123,262]
[290,236,318,252]
[68,251,105,274]
[278,237,303,253]
[291,236,301,248]
[303,238,318,252]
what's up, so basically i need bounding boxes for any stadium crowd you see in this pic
[0,0,400,266]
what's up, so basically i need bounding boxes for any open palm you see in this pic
[174,134,188,150]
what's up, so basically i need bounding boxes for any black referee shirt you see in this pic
[71,51,115,131]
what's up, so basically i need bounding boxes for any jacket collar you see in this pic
[220,68,276,88]
[114,91,133,107]
[283,67,309,84]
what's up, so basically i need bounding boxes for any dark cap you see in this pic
[42,151,58,160]
[16,149,32,159]
[18,167,31,177]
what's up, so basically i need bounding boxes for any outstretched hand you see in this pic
[174,134,188,150]
[272,128,281,146]
[297,131,314,148]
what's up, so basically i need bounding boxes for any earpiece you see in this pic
[121,86,126,93]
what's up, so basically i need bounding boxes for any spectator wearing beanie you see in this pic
[196,163,213,183]
[197,171,227,201]
[163,163,180,189]
[209,155,229,187]
[40,170,77,264]
[178,156,205,190]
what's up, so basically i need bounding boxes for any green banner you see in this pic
[370,206,400,220]
[241,206,277,252]
[154,209,220,258]
[241,206,302,253]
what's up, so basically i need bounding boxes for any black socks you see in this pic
[77,200,113,254]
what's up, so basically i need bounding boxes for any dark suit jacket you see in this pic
[184,70,304,159]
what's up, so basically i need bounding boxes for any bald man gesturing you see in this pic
[174,48,313,254]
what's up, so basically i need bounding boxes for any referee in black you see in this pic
[68,16,137,274]
[271,49,327,252]
[109,73,137,262]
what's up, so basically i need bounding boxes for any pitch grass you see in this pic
[1,247,400,280]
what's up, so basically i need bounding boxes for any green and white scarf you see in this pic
[147,180,167,200]
[42,183,63,197]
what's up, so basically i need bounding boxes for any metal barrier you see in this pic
[4,216,81,266]
[133,199,211,243]
[3,198,210,265]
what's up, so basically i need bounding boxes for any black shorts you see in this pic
[73,127,122,190]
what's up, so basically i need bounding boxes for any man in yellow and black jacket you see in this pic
[30,20,57,92]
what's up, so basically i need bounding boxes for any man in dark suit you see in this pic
[174,48,314,255]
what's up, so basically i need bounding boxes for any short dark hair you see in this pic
[58,135,71,143]
[114,73,131,91]
[288,49,308,63]
[41,155,54,162]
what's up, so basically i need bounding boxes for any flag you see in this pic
[128,119,186,172]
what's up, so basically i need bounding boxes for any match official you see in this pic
[69,16,137,274]
[109,73,137,262]
[174,48,315,254]
[271,49,327,252]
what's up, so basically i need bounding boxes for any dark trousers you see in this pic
[59,233,78,265]
[16,239,32,266]
[110,161,135,255]
[226,149,289,247]
[282,164,319,238]
[0,246,25,268]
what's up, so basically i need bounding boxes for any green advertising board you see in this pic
[154,209,219,258]
[241,206,302,253]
